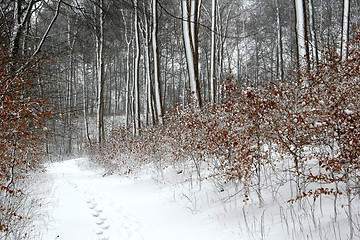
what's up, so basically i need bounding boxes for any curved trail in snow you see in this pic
[44,158,143,240]
[42,158,237,240]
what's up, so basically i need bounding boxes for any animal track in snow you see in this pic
[66,170,144,240]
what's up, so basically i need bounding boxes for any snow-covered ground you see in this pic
[38,157,358,240]
[40,158,239,240]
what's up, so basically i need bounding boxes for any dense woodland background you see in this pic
[1,0,360,239]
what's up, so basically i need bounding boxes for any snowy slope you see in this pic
[41,158,239,240]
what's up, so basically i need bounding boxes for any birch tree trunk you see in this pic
[341,0,350,62]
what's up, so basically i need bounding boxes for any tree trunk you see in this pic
[97,0,105,145]
[9,0,35,58]
[308,0,319,64]
[152,0,163,124]
[275,0,284,79]
[341,0,351,62]
[181,0,202,108]
[133,0,141,135]
[210,0,216,104]
[294,0,310,74]
[142,6,155,126]
[67,17,76,154]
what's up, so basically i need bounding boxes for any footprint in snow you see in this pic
[81,183,144,240]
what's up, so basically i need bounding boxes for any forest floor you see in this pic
[37,157,357,240]
[39,158,239,240]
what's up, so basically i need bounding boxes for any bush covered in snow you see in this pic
[87,31,360,239]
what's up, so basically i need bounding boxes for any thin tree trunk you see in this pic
[275,0,284,79]
[142,7,155,125]
[82,61,92,146]
[67,17,76,154]
[133,0,141,135]
[308,0,319,64]
[341,0,351,62]
[97,0,105,145]
[125,42,131,129]
[152,0,163,124]
[210,0,216,104]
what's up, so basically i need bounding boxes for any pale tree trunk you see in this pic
[97,0,105,145]
[67,17,76,154]
[133,0,141,135]
[308,0,319,63]
[181,0,202,108]
[275,0,284,79]
[125,41,132,129]
[210,0,216,104]
[107,62,112,116]
[294,0,310,74]
[82,61,92,146]
[142,4,155,126]
[345,167,354,239]
[121,10,133,129]
[341,0,350,62]
[152,0,163,124]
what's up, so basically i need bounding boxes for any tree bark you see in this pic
[133,0,141,135]
[142,5,155,126]
[181,0,202,108]
[97,0,105,145]
[294,0,310,74]
[210,0,216,104]
[308,0,319,64]
[275,0,284,79]
[9,0,35,58]
[341,0,350,62]
[152,0,163,124]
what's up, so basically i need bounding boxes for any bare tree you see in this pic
[9,0,36,58]
[275,0,284,79]
[210,0,216,104]
[96,0,106,145]
[341,0,350,61]
[133,0,141,135]
[152,0,163,124]
[181,0,202,108]
[294,0,310,74]
[308,0,319,64]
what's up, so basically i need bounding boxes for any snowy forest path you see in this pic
[41,158,238,240]
[43,158,143,240]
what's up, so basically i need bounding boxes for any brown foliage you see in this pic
[0,45,49,235]
[88,30,360,206]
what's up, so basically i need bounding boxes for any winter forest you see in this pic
[1,0,360,239]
